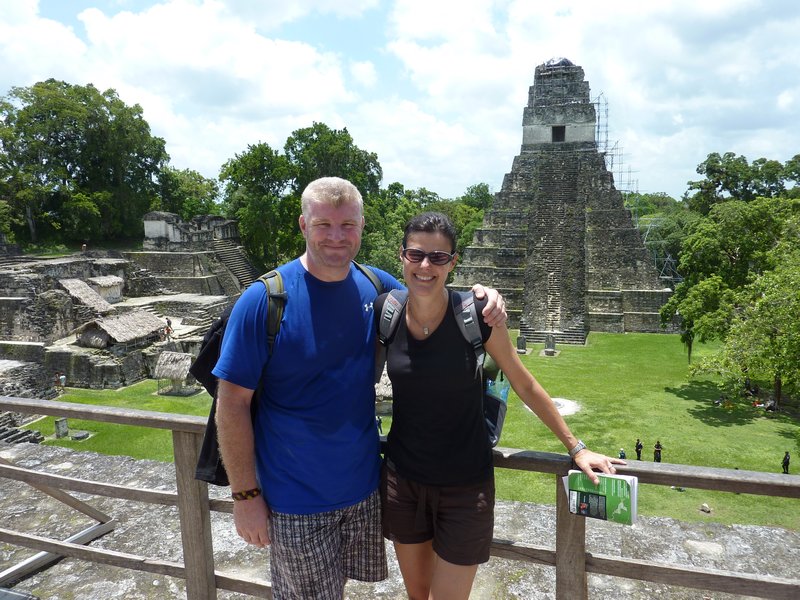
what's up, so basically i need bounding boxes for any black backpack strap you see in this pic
[194,269,283,487]
[378,289,408,346]
[451,291,485,379]
[257,270,287,355]
[353,261,384,294]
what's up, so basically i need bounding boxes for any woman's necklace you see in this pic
[407,291,448,336]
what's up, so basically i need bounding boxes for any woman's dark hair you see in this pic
[402,212,457,253]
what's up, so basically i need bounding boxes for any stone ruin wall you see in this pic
[0,245,240,397]
[143,212,240,252]
[0,255,134,344]
[121,251,238,296]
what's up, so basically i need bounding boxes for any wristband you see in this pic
[231,487,262,501]
[568,440,586,457]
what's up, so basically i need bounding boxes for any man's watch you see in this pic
[568,440,587,457]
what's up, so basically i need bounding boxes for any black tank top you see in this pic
[377,291,493,486]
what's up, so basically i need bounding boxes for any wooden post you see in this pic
[173,430,216,600]
[555,473,587,600]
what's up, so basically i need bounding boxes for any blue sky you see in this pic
[2,0,799,200]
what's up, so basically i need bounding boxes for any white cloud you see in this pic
[0,1,88,89]
[350,60,377,88]
[1,0,799,200]
[776,90,795,111]
[76,3,353,115]
[349,96,516,194]
[221,0,380,30]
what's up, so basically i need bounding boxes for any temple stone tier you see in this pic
[451,58,672,345]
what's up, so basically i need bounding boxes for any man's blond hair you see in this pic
[301,177,363,218]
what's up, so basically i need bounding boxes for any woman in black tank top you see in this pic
[379,211,624,600]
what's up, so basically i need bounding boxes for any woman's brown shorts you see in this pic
[380,461,495,566]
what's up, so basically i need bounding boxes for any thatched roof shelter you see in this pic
[155,351,199,395]
[74,310,165,348]
[59,278,115,315]
[154,351,194,380]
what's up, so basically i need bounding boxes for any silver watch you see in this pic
[568,440,586,457]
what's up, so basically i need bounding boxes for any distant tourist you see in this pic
[59,373,66,390]
[782,451,790,474]
[619,448,626,459]
[654,440,663,463]
[635,438,643,460]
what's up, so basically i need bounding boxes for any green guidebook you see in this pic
[563,469,638,525]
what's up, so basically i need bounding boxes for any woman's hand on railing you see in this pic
[572,449,626,485]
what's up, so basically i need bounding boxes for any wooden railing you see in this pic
[0,395,798,600]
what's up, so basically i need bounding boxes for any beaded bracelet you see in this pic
[231,487,262,501]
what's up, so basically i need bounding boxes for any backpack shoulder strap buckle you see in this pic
[451,291,485,379]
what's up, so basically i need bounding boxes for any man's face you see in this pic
[299,199,364,276]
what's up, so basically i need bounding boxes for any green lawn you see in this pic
[26,333,800,529]
[27,380,212,462]
[385,333,800,530]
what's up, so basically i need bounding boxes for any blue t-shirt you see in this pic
[212,259,401,514]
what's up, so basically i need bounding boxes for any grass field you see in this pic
[27,332,800,529]
[28,380,212,462]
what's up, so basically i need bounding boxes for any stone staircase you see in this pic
[527,159,588,343]
[0,255,38,272]
[179,300,230,335]
[518,318,588,345]
[451,192,530,326]
[211,239,257,289]
[0,425,44,444]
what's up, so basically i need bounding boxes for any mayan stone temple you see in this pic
[452,58,672,344]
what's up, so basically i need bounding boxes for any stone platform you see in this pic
[1,443,797,599]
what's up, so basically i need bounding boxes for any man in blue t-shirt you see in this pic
[214,177,505,599]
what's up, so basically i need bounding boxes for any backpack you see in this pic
[377,289,509,447]
[191,262,383,486]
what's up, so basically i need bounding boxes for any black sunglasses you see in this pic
[401,247,455,266]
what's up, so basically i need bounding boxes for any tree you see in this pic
[662,275,736,363]
[661,196,799,361]
[361,183,420,278]
[685,152,795,215]
[157,167,220,220]
[219,142,298,271]
[0,199,14,240]
[624,192,694,275]
[751,158,786,198]
[283,122,382,199]
[0,79,168,244]
[685,152,755,214]
[784,153,800,187]
[694,252,800,408]
[357,181,495,280]
[459,183,494,210]
[624,191,681,217]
